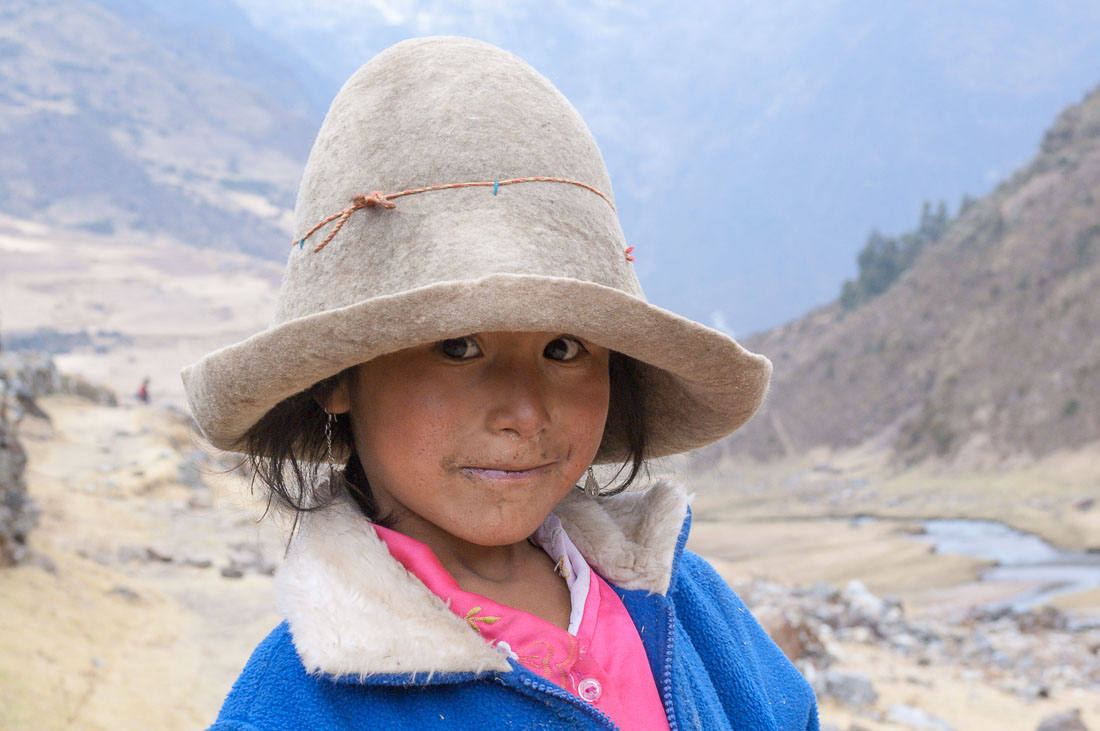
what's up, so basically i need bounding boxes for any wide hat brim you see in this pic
[181,273,770,462]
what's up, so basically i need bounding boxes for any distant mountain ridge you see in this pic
[5,1,1100,336]
[235,1,1100,334]
[724,84,1100,465]
[0,0,319,258]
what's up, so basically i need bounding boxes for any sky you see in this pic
[231,0,1100,335]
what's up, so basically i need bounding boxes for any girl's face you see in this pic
[327,332,610,547]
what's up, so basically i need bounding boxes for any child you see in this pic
[183,37,818,730]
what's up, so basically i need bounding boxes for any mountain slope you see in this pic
[0,0,317,257]
[236,1,1100,333]
[727,84,1100,465]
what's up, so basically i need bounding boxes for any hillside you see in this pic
[0,0,317,258]
[727,84,1100,465]
[0,215,281,406]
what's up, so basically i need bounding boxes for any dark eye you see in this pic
[544,336,584,361]
[438,336,482,360]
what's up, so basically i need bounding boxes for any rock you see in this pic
[803,581,840,603]
[0,352,61,406]
[227,541,277,576]
[110,585,141,601]
[181,555,213,569]
[145,546,174,563]
[843,579,885,619]
[59,373,118,406]
[178,450,208,490]
[0,351,116,406]
[891,632,917,653]
[755,606,804,661]
[847,625,874,644]
[1036,709,1090,731]
[885,704,954,730]
[29,552,57,574]
[76,548,110,565]
[1018,606,1068,633]
[117,544,146,563]
[220,566,245,579]
[187,491,214,510]
[13,389,50,421]
[823,669,878,707]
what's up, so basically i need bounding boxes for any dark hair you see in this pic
[242,351,648,528]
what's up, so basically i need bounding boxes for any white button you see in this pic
[578,677,602,702]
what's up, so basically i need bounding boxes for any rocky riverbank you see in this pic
[736,577,1100,730]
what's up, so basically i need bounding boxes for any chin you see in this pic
[450,513,549,547]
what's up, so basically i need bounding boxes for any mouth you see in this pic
[459,463,556,482]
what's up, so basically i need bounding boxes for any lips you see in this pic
[460,463,555,481]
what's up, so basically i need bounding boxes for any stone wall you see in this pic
[0,350,118,565]
[0,384,33,565]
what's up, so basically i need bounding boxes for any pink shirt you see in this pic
[374,515,671,731]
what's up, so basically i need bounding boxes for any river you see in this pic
[911,518,1100,612]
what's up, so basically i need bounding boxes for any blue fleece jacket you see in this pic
[211,510,819,730]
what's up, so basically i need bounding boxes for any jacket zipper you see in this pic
[499,673,620,729]
[660,603,679,730]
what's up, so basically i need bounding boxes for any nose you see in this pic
[483,358,550,440]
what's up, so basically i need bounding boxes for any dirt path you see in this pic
[0,396,283,729]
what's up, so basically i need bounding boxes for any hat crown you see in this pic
[274,36,641,326]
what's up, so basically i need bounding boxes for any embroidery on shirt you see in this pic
[464,606,501,633]
[516,635,579,688]
[554,555,570,579]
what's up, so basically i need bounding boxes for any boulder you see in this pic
[886,704,954,730]
[823,669,878,707]
[755,606,804,661]
[1037,709,1090,731]
[843,579,885,620]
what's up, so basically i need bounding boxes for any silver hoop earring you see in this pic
[583,467,600,498]
[324,411,337,486]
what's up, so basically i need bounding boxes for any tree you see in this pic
[840,200,952,310]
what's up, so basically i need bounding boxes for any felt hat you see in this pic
[181,36,770,462]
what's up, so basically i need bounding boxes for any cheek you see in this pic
[558,373,611,456]
[355,380,463,467]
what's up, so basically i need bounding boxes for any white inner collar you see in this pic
[530,512,591,635]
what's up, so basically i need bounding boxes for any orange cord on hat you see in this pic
[294,177,626,257]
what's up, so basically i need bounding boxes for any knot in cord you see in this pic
[307,191,397,252]
[353,191,397,210]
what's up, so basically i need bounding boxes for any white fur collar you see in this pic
[275,479,690,679]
